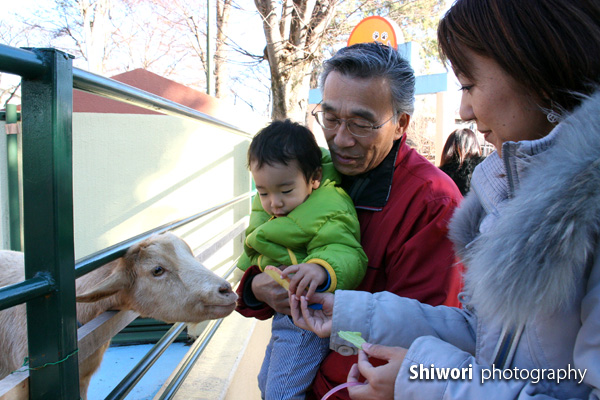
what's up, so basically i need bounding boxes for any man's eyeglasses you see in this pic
[311,106,397,138]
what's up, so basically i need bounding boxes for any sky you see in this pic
[2,0,266,60]
[1,0,270,114]
[1,0,53,22]
[2,0,455,115]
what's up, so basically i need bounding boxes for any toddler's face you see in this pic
[250,160,320,218]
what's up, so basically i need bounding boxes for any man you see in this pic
[236,42,463,399]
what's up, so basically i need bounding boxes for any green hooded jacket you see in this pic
[237,149,367,291]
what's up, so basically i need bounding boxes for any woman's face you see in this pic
[456,49,554,156]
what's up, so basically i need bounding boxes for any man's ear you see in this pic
[311,167,322,189]
[395,113,411,140]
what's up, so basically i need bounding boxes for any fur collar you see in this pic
[450,91,600,325]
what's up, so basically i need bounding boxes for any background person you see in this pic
[237,119,367,399]
[292,0,600,399]
[236,42,463,399]
[438,128,484,195]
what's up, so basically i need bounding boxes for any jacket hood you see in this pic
[320,147,340,184]
[450,91,600,325]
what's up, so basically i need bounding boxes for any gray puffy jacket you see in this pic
[330,91,600,400]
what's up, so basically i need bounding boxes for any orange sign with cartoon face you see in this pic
[347,16,402,49]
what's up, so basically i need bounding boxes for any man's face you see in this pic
[321,71,409,176]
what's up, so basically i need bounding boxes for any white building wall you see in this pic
[71,112,260,274]
[1,111,266,277]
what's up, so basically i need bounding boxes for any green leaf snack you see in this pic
[338,331,366,348]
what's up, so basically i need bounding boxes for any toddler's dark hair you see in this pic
[248,119,322,183]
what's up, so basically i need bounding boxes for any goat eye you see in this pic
[152,266,165,276]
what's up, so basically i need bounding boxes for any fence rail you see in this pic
[0,44,45,78]
[0,43,253,399]
[72,68,251,138]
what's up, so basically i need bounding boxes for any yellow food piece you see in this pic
[264,266,290,290]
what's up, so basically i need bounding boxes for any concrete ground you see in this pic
[88,342,191,400]
[88,312,271,400]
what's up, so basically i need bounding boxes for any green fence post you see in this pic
[21,48,80,399]
[5,103,21,251]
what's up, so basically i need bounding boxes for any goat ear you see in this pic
[76,269,129,303]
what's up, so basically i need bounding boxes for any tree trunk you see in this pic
[215,0,232,98]
[256,0,336,122]
[78,0,111,73]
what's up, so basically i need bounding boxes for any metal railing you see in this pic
[0,44,254,399]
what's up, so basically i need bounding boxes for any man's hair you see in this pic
[320,42,415,116]
[248,119,322,183]
[439,128,481,167]
[438,0,600,114]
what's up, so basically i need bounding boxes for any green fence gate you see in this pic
[0,45,255,399]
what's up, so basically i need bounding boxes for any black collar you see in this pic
[341,139,400,211]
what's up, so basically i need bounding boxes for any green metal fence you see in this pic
[0,44,254,399]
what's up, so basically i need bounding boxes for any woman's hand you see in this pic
[347,344,407,400]
[290,291,334,338]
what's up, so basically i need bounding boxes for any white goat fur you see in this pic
[0,232,238,399]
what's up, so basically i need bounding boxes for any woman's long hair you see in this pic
[437,0,600,115]
[439,128,481,167]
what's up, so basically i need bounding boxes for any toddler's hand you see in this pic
[280,263,327,300]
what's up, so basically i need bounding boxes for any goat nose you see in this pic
[219,282,233,295]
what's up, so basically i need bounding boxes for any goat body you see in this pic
[0,232,238,399]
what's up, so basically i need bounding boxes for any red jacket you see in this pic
[236,137,463,399]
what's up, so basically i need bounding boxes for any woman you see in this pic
[439,128,484,195]
[291,0,600,399]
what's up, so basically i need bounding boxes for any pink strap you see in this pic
[321,381,366,400]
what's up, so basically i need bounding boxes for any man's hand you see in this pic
[347,344,407,400]
[280,263,327,300]
[290,292,334,338]
[251,268,291,315]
